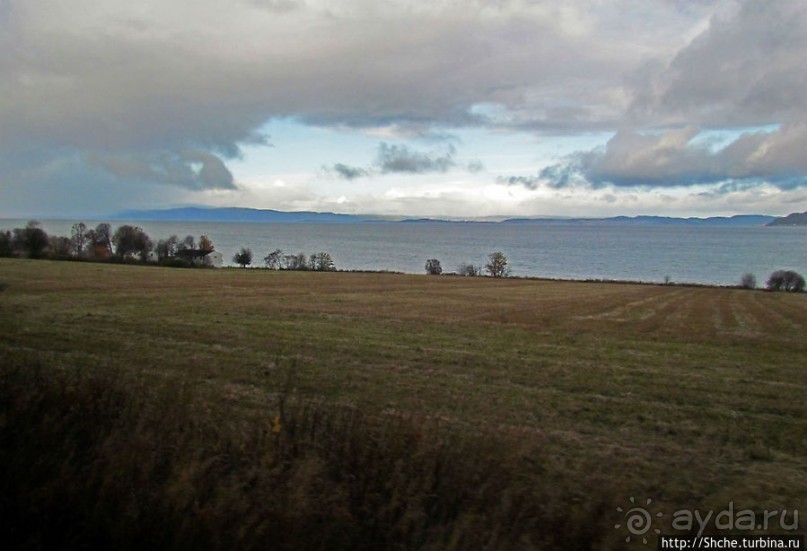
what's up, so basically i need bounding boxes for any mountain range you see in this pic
[112,207,806,227]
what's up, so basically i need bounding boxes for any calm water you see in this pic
[3,219,806,286]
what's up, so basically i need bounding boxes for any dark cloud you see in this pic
[496,175,541,190]
[329,143,482,179]
[513,124,807,190]
[628,0,807,126]
[88,150,236,191]
[0,0,705,159]
[498,163,589,190]
[330,163,370,180]
[2,0,805,215]
[377,143,456,174]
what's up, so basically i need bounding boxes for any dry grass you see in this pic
[0,258,805,549]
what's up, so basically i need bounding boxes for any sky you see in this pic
[1,0,806,219]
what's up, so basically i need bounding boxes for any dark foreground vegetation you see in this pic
[0,259,805,549]
[0,360,607,550]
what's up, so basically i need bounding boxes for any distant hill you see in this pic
[766,211,807,226]
[501,214,775,227]
[113,207,373,224]
[113,207,778,227]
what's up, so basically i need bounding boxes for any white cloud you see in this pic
[627,0,807,126]
[511,124,807,190]
[1,0,804,217]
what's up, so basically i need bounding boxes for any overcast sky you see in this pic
[1,0,806,219]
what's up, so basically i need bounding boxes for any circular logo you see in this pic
[615,497,663,545]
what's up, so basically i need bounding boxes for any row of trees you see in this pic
[3,222,802,289]
[232,247,337,272]
[0,221,216,266]
[742,270,806,292]
[425,251,510,278]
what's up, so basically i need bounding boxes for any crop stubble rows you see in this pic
[1,258,806,536]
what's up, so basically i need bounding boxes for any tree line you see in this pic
[741,270,805,292]
[231,247,337,271]
[424,251,510,278]
[2,222,802,290]
[425,253,804,292]
[0,221,217,267]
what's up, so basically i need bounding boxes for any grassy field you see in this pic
[1,258,805,549]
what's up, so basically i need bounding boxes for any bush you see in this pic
[0,231,13,257]
[425,258,442,275]
[739,273,757,289]
[0,360,612,550]
[233,247,253,268]
[766,270,805,292]
[310,252,336,271]
[485,251,509,278]
[457,263,481,277]
[12,221,49,259]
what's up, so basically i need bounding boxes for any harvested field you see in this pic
[0,258,805,549]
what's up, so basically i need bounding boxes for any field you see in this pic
[1,258,805,549]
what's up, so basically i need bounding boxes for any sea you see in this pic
[2,219,806,287]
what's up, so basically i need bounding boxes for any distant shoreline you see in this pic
[102,207,786,227]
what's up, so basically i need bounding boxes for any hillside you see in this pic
[767,211,807,226]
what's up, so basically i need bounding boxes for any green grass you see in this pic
[1,258,805,549]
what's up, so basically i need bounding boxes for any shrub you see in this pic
[739,273,756,289]
[485,251,509,278]
[0,360,612,550]
[264,249,283,269]
[310,252,336,271]
[766,270,805,292]
[112,225,153,261]
[457,263,481,276]
[282,252,308,270]
[233,247,253,268]
[12,221,49,259]
[0,231,13,257]
[425,258,443,275]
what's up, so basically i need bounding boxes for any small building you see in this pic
[177,248,219,267]
[206,251,223,268]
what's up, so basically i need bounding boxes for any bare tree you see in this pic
[88,223,113,259]
[48,235,72,259]
[156,235,179,260]
[739,273,757,289]
[485,251,509,278]
[310,252,336,271]
[181,235,196,251]
[70,222,88,257]
[198,235,214,252]
[264,249,283,269]
[282,253,308,270]
[457,263,481,276]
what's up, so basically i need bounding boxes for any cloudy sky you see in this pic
[1,0,806,219]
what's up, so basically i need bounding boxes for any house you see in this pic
[206,250,223,268]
